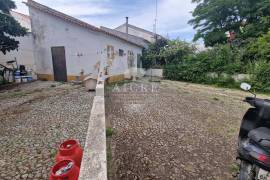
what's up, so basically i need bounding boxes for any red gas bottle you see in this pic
[50,159,79,180]
[55,139,83,167]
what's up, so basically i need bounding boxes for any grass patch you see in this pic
[107,139,115,179]
[107,145,112,162]
[229,163,240,174]
[106,127,114,137]
[50,149,57,158]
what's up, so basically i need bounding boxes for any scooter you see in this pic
[237,83,270,179]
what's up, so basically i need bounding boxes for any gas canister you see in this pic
[55,139,83,167]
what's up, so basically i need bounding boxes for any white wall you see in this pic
[145,69,163,77]
[0,34,34,70]
[29,8,142,79]
[0,12,35,74]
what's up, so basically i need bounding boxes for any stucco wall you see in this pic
[0,34,35,71]
[29,8,142,80]
[0,12,35,74]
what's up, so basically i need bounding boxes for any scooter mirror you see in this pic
[240,83,251,91]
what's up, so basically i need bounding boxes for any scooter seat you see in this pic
[248,127,270,149]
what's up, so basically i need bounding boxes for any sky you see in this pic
[14,0,196,41]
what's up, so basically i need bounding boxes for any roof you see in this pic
[11,11,31,31]
[100,26,149,48]
[24,0,144,48]
[115,23,162,38]
[11,11,30,19]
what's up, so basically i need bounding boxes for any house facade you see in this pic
[0,11,35,76]
[25,0,143,82]
[115,21,163,43]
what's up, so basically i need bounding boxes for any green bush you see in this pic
[164,64,238,88]
[141,39,195,69]
[147,30,270,93]
[245,31,270,63]
[249,61,270,92]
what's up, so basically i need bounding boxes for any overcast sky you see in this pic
[14,0,196,41]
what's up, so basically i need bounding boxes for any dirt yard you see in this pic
[0,81,94,180]
[105,79,266,180]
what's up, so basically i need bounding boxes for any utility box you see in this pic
[83,75,97,91]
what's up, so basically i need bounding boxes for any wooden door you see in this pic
[51,46,67,82]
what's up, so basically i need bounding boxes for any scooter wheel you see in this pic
[238,161,256,180]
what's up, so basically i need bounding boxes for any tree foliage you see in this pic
[141,39,196,69]
[159,40,196,65]
[189,0,270,46]
[0,0,27,54]
[141,38,168,69]
[245,31,270,62]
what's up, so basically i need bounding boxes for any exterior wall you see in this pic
[29,8,142,81]
[0,12,35,76]
[0,34,34,69]
[115,25,155,43]
[145,69,163,77]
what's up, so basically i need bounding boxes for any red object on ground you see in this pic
[50,159,79,180]
[55,139,83,167]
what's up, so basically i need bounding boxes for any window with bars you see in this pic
[127,50,135,68]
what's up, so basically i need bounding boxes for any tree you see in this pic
[245,30,270,63]
[0,0,27,54]
[141,38,168,69]
[159,40,196,65]
[189,0,270,46]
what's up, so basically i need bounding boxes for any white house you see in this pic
[115,17,164,43]
[0,11,35,75]
[25,0,144,82]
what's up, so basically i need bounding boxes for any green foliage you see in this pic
[106,127,114,137]
[141,39,195,69]
[141,38,168,69]
[189,0,270,46]
[249,61,270,92]
[0,0,27,54]
[151,0,270,92]
[245,31,270,63]
[163,44,244,88]
[0,0,15,13]
[159,40,196,65]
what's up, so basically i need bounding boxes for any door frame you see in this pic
[51,46,67,82]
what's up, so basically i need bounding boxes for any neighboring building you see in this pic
[0,11,35,75]
[100,26,149,49]
[115,17,163,43]
[25,0,143,82]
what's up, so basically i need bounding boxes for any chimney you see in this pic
[125,17,129,34]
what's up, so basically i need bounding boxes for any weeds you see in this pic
[106,127,114,137]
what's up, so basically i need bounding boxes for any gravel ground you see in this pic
[0,81,94,180]
[105,78,267,180]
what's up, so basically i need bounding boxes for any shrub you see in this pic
[141,39,195,69]
[245,31,270,63]
[249,61,270,92]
